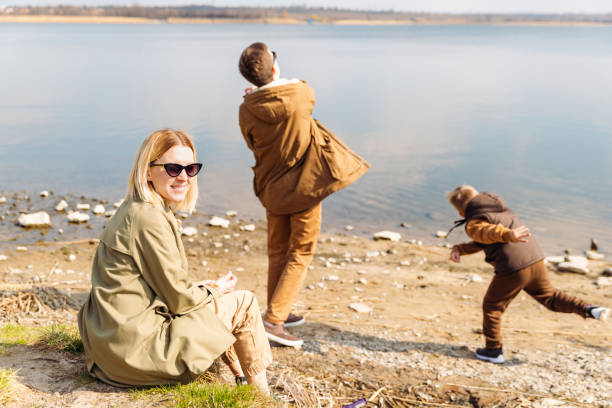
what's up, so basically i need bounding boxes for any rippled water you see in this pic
[1,23,611,254]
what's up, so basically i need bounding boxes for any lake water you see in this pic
[1,23,611,254]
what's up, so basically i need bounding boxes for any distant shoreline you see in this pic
[1,15,610,26]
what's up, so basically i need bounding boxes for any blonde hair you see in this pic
[127,129,199,213]
[447,185,479,214]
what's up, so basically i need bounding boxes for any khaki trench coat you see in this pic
[239,81,370,215]
[78,199,235,387]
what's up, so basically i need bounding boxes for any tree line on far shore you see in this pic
[2,5,612,24]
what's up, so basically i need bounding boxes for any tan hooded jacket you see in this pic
[78,199,235,387]
[239,81,370,214]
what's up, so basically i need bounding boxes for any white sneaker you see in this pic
[588,306,610,321]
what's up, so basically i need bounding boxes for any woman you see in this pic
[78,129,272,392]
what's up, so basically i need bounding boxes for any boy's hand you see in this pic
[244,85,257,95]
[510,226,531,243]
[450,248,461,263]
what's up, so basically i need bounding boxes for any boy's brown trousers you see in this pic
[483,260,588,349]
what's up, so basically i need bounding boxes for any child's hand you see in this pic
[244,85,257,95]
[450,248,461,263]
[215,271,237,295]
[510,226,531,243]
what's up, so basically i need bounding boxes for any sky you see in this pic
[5,0,612,14]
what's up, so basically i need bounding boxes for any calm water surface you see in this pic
[1,23,611,254]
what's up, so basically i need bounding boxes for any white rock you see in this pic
[357,270,367,275]
[0,255,7,261]
[546,255,587,266]
[67,211,90,223]
[208,216,230,228]
[0,196,6,204]
[225,210,237,217]
[358,278,368,284]
[365,251,380,258]
[55,200,69,212]
[434,230,448,238]
[105,210,116,217]
[466,273,483,283]
[240,224,255,232]
[585,250,604,260]
[324,275,339,281]
[223,234,231,240]
[113,199,124,208]
[400,260,411,266]
[201,260,208,266]
[77,203,90,211]
[349,303,372,313]
[213,242,223,248]
[354,287,363,292]
[39,190,49,198]
[67,254,76,262]
[16,246,28,252]
[58,228,63,234]
[557,261,589,275]
[595,277,612,286]
[182,227,198,237]
[92,204,105,215]
[373,230,401,242]
[345,225,354,231]
[18,211,51,227]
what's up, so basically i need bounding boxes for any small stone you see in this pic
[602,268,612,277]
[365,251,379,258]
[595,277,612,286]
[585,250,604,260]
[240,224,255,232]
[358,278,367,284]
[400,222,411,228]
[18,211,51,228]
[182,227,198,237]
[386,248,397,255]
[0,255,7,261]
[324,275,339,281]
[16,246,28,252]
[316,282,326,289]
[113,199,124,208]
[324,261,332,268]
[55,199,69,212]
[77,203,90,211]
[39,190,49,198]
[208,216,230,228]
[373,230,401,242]
[58,228,63,234]
[225,210,237,217]
[223,234,231,239]
[357,270,367,275]
[93,204,105,215]
[0,196,6,204]
[400,260,411,266]
[67,254,76,262]
[345,225,354,231]
[67,211,90,223]
[466,273,483,283]
[349,303,372,313]
[213,242,223,248]
[104,210,116,217]
[306,284,315,290]
[434,230,448,238]
[354,287,363,292]
[201,260,208,266]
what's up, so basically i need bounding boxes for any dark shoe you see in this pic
[264,320,303,348]
[235,376,247,385]
[585,305,610,321]
[283,313,305,327]
[475,347,504,364]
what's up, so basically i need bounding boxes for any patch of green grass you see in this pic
[39,324,84,353]
[132,378,278,408]
[0,324,44,346]
[0,368,18,404]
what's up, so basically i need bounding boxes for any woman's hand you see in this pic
[203,271,237,296]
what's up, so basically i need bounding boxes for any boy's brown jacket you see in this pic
[239,81,370,214]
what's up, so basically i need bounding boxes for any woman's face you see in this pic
[147,145,195,204]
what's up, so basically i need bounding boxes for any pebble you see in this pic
[324,275,339,281]
[0,255,7,261]
[76,203,90,211]
[585,250,604,260]
[595,277,612,286]
[306,284,315,290]
[354,287,363,292]
[465,273,483,283]
[58,228,63,234]
[113,199,124,208]
[557,261,589,275]
[213,242,223,248]
[39,190,49,198]
[208,216,230,228]
[201,261,207,266]
[400,260,411,266]
[67,254,76,262]
[181,227,198,237]
[240,224,255,232]
[16,246,28,252]
[67,211,90,223]
[400,222,411,228]
[365,251,379,258]
[18,211,51,228]
[105,210,116,217]
[223,234,231,240]
[55,200,69,212]
[373,230,401,242]
[93,204,105,215]
[345,225,354,231]
[225,210,237,217]
[357,270,367,275]
[358,278,367,284]
[349,303,372,313]
[0,196,6,204]
[602,268,612,277]
[434,230,448,238]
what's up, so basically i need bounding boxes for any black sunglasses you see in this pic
[149,162,203,177]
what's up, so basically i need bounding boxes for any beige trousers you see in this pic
[205,290,272,377]
[264,203,322,325]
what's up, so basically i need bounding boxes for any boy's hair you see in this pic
[447,185,479,214]
[127,129,199,213]
[238,42,275,87]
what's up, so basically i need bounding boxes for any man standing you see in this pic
[238,42,370,347]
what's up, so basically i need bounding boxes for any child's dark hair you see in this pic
[238,42,275,87]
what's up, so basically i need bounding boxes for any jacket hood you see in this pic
[241,81,307,124]
[465,192,507,219]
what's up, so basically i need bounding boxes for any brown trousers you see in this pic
[483,260,588,349]
[264,203,322,325]
[206,290,273,377]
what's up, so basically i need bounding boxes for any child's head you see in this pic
[238,42,276,87]
[447,185,479,216]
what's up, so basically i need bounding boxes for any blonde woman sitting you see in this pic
[78,129,272,392]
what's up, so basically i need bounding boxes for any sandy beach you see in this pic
[0,190,610,407]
